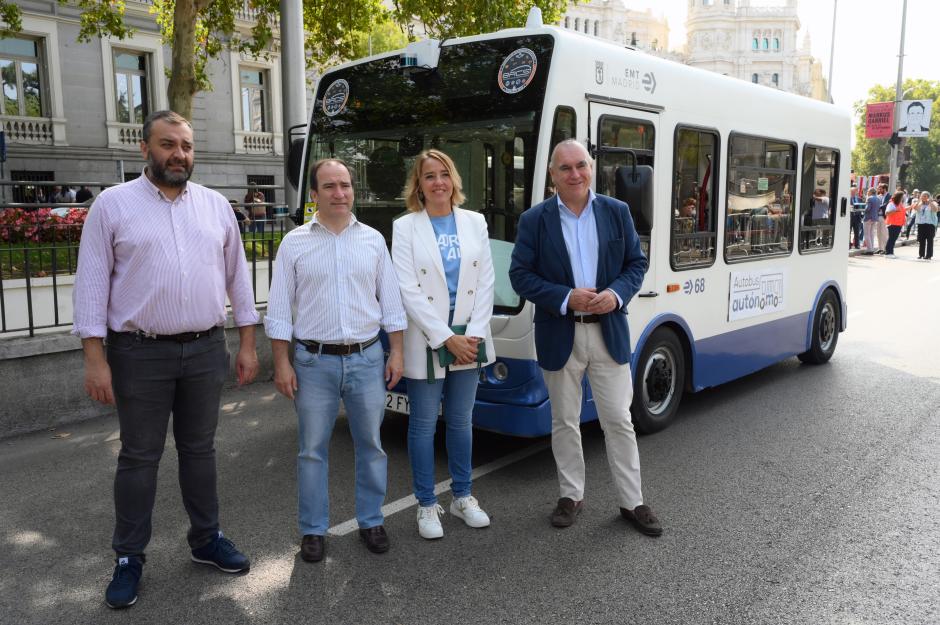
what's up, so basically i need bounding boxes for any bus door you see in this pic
[589,103,660,298]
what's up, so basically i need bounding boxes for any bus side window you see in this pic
[671,127,719,270]
[595,115,655,255]
[544,106,576,199]
[798,146,839,253]
[725,134,796,262]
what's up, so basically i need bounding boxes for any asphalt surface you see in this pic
[1,243,938,625]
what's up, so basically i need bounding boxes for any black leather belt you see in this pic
[574,315,601,324]
[299,336,379,356]
[110,326,219,343]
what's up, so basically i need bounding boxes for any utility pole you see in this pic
[889,0,908,189]
[827,0,837,103]
[280,0,306,212]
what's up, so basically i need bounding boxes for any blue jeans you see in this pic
[405,368,479,507]
[293,340,387,535]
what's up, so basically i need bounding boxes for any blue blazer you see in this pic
[509,194,648,371]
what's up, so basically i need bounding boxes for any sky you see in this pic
[627,0,940,113]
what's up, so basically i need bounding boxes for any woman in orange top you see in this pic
[884,191,906,258]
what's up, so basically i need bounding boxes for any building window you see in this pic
[240,67,269,132]
[772,73,779,87]
[752,38,759,50]
[574,18,580,31]
[725,134,796,261]
[583,19,589,34]
[671,128,719,269]
[113,50,150,124]
[594,21,599,36]
[773,37,780,50]
[0,36,45,117]
[752,73,759,84]
[762,38,769,50]
[565,16,570,28]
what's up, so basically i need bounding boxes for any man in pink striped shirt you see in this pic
[72,110,260,609]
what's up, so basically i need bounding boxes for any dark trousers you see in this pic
[107,330,229,556]
[917,224,936,259]
[885,225,902,255]
[850,212,864,248]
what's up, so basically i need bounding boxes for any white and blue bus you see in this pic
[288,9,850,437]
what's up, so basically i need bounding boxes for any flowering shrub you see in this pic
[0,208,88,244]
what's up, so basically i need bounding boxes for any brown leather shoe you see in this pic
[620,505,663,537]
[358,525,390,554]
[300,534,324,562]
[550,497,583,528]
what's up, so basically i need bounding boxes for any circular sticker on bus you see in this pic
[322,79,349,117]
[497,48,537,94]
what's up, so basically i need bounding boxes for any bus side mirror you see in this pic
[614,157,654,233]
[287,138,304,190]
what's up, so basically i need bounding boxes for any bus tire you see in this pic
[631,327,685,434]
[797,289,840,364]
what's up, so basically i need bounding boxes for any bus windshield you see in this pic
[305,35,555,315]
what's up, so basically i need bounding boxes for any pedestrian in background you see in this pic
[883,191,906,258]
[903,188,919,240]
[875,184,890,254]
[912,191,939,260]
[392,149,495,540]
[849,186,864,250]
[72,110,260,609]
[862,188,881,254]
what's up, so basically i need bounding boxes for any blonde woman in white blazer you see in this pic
[391,149,496,540]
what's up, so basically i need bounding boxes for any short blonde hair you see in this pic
[403,149,466,212]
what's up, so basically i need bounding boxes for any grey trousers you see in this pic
[106,329,229,556]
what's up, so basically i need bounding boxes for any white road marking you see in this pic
[327,440,551,536]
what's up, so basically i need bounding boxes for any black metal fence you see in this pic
[0,179,292,337]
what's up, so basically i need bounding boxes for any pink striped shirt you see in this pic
[72,173,260,338]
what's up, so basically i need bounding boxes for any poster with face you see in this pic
[897,100,933,137]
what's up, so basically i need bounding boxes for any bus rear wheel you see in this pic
[798,289,840,364]
[632,327,686,434]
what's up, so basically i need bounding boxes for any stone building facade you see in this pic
[557,0,828,101]
[684,0,828,100]
[1,1,287,203]
[558,1,670,54]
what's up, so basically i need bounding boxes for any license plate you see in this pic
[385,392,410,415]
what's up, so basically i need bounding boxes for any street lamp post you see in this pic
[827,0,837,103]
[889,0,909,189]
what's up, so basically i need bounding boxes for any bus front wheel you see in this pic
[632,327,686,434]
[797,289,840,364]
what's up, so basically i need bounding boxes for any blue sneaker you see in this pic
[105,555,143,609]
[190,531,250,573]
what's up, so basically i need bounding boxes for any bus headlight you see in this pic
[492,361,509,381]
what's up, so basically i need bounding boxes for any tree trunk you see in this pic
[166,0,210,120]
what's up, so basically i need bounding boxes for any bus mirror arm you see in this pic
[840,196,847,217]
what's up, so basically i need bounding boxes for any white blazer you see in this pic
[392,207,495,380]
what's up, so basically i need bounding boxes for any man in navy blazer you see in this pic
[509,140,661,536]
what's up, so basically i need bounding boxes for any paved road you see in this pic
[1,243,937,625]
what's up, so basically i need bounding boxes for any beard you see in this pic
[147,154,193,187]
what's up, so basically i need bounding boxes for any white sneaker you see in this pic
[416,504,444,539]
[449,495,490,528]
[885,254,897,258]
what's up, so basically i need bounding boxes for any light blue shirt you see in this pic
[430,213,461,310]
[557,191,622,315]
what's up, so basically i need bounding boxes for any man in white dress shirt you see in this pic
[265,159,407,562]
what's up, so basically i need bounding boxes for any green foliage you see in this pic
[350,16,410,60]
[853,79,940,192]
[391,0,571,40]
[3,0,576,118]
[0,0,23,38]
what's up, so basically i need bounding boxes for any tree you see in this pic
[2,0,574,120]
[853,79,940,193]
[391,0,571,40]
